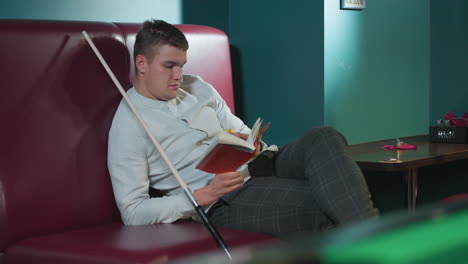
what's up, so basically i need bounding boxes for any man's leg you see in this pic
[208,177,334,239]
[273,127,379,225]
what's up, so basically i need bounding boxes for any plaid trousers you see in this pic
[208,127,379,239]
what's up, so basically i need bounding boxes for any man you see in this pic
[108,19,378,238]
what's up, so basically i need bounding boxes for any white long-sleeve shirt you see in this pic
[108,75,251,225]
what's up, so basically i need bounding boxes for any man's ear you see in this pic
[135,54,147,73]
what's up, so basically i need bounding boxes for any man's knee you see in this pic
[303,127,348,146]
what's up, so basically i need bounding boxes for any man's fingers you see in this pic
[227,183,242,193]
[238,133,249,140]
[218,171,240,180]
[224,175,243,187]
[229,132,249,141]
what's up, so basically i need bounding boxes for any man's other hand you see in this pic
[194,172,243,206]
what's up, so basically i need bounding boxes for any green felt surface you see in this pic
[323,211,468,263]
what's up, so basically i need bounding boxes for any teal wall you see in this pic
[430,0,468,122]
[182,0,229,34]
[228,1,324,145]
[324,0,430,144]
[184,0,324,145]
[4,1,466,145]
[0,0,182,23]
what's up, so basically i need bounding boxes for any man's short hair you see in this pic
[134,19,189,64]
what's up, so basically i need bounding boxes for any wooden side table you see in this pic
[347,135,468,211]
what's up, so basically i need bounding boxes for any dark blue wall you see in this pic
[182,0,229,34]
[230,1,324,146]
[184,0,324,145]
[430,0,468,122]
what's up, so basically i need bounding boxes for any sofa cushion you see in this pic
[5,221,274,263]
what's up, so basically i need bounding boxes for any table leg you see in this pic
[407,168,418,211]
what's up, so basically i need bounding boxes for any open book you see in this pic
[196,118,270,174]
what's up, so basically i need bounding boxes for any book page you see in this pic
[195,117,271,174]
[248,118,262,145]
[217,131,255,152]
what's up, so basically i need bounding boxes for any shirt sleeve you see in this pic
[205,79,276,152]
[108,109,196,225]
[206,83,251,135]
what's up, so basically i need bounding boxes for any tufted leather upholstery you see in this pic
[0,19,273,263]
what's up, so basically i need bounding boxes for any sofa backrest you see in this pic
[0,19,235,252]
[0,20,131,251]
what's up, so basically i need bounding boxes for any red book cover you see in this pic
[197,118,270,174]
[196,145,254,174]
[196,118,270,174]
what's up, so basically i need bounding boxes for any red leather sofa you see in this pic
[0,20,274,263]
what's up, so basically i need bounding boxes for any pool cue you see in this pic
[82,31,232,260]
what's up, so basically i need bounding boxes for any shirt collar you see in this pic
[129,87,198,117]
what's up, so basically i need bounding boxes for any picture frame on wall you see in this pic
[341,0,366,10]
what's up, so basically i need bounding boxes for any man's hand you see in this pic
[228,132,249,141]
[230,132,262,156]
[194,172,243,206]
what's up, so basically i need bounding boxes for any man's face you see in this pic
[135,44,187,101]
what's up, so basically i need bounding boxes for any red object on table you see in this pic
[383,144,417,150]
